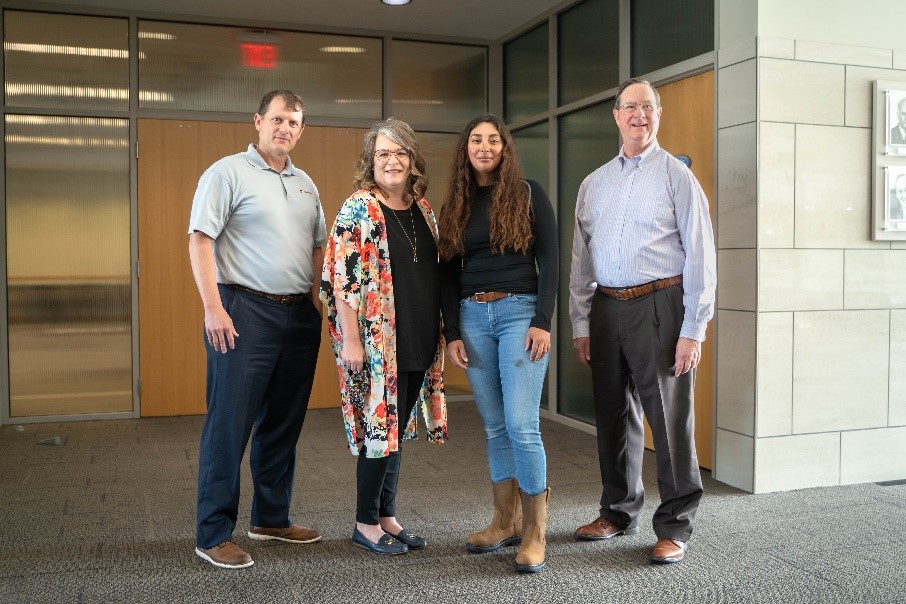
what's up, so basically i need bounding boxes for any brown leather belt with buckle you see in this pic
[597,275,683,301]
[466,291,512,303]
[226,283,308,306]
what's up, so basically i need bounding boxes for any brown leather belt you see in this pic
[226,283,308,306]
[597,275,682,301]
[466,291,513,303]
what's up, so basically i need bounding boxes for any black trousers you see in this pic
[588,284,702,542]
[196,285,321,548]
[355,369,425,524]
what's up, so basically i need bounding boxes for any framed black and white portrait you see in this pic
[887,166,906,228]
[887,89,906,152]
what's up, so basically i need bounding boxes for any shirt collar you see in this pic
[618,140,660,170]
[244,143,294,174]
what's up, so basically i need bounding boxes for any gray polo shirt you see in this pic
[188,144,327,295]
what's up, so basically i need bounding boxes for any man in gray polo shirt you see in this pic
[188,90,326,569]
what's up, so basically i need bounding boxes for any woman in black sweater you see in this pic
[439,114,558,573]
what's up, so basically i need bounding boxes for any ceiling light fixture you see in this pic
[5,134,129,148]
[335,99,382,105]
[4,42,147,60]
[4,42,129,59]
[319,46,367,54]
[381,0,411,5]
[138,31,178,41]
[5,115,126,128]
[5,83,173,103]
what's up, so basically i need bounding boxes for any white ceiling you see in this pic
[35,0,566,41]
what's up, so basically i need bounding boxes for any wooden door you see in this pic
[137,119,365,416]
[646,70,716,469]
[293,126,369,412]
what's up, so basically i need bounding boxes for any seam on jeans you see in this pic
[510,294,537,305]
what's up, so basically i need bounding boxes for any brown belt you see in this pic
[597,275,682,301]
[466,291,513,303]
[226,283,309,306]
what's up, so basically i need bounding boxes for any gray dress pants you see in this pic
[588,284,702,542]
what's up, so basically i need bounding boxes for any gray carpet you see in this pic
[0,401,903,603]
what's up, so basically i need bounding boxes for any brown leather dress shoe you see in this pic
[248,523,321,544]
[195,540,254,569]
[574,516,640,541]
[650,538,686,563]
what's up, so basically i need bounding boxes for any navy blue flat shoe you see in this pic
[391,528,427,549]
[352,528,408,555]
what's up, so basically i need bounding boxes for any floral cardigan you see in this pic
[320,188,447,458]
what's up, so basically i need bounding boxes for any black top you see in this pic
[440,179,558,342]
[380,201,440,372]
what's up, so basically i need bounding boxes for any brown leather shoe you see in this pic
[574,516,640,541]
[195,540,254,569]
[650,538,686,563]
[248,523,321,544]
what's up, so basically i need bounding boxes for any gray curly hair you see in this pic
[353,117,428,201]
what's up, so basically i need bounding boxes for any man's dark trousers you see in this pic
[588,283,702,542]
[196,284,321,549]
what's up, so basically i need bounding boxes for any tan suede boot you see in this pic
[466,478,522,553]
[515,487,550,573]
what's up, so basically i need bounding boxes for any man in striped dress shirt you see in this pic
[568,78,716,564]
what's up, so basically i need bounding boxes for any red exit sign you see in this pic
[241,43,277,68]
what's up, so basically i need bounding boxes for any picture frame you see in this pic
[886,89,906,154]
[886,166,906,229]
[871,80,906,240]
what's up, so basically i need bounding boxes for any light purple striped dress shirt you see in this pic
[569,141,716,341]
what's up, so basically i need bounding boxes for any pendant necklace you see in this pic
[376,190,418,263]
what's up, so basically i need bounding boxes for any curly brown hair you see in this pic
[438,114,532,260]
[353,117,428,201]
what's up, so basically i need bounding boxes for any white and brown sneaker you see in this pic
[248,523,321,544]
[195,540,254,569]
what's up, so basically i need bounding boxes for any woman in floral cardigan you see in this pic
[320,118,446,555]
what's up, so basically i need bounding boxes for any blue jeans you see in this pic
[460,294,548,496]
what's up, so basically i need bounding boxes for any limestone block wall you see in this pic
[714,36,906,492]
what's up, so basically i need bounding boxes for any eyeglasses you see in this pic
[374,149,411,163]
[617,102,657,113]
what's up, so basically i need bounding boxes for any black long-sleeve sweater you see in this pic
[440,180,558,342]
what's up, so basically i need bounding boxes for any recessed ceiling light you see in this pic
[381,0,411,5]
